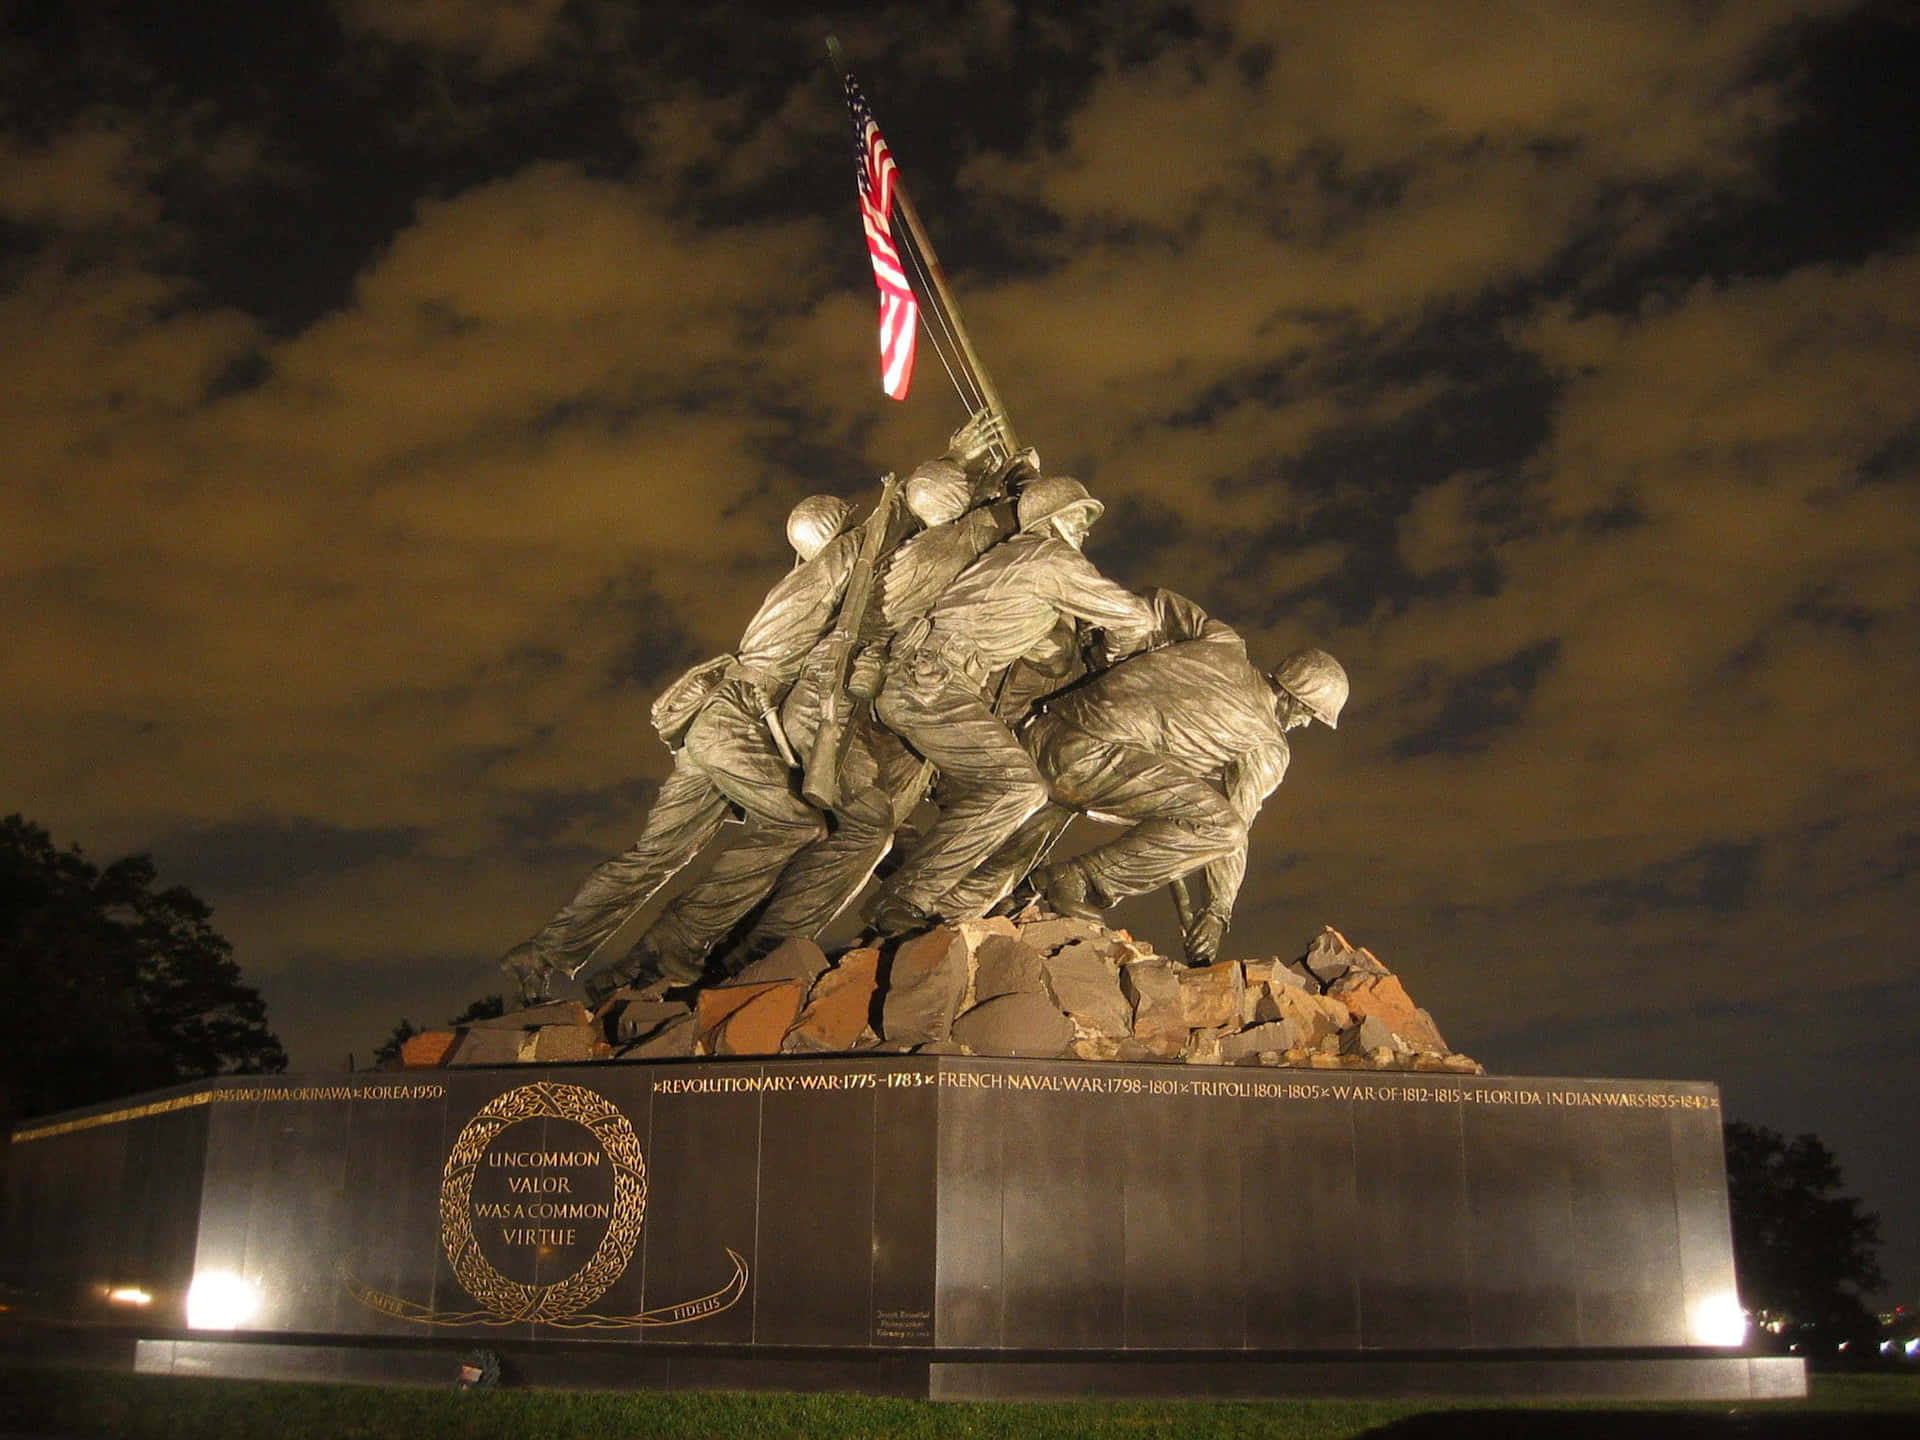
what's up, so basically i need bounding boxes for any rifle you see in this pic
[802,472,906,810]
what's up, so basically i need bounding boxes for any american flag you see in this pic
[844,73,918,400]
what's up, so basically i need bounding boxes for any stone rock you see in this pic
[731,937,830,988]
[1329,972,1448,1052]
[696,980,795,1047]
[608,999,692,1045]
[955,916,1020,951]
[471,1001,591,1029]
[1184,1028,1228,1065]
[1341,1013,1396,1055]
[1311,991,1352,1031]
[1301,927,1356,985]
[880,926,970,1045]
[915,1038,975,1055]
[1219,1020,1301,1062]
[1040,940,1132,1038]
[1120,959,1188,1057]
[1264,984,1340,1048]
[447,1027,532,1066]
[711,982,806,1056]
[532,1025,607,1062]
[1178,962,1245,1030]
[1271,962,1312,991]
[399,1030,460,1068]
[784,949,881,1052]
[1070,1035,1124,1061]
[970,935,1049,1004]
[1012,915,1107,954]
[628,1014,695,1059]
[952,992,1075,1058]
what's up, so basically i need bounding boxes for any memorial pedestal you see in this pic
[2,1058,1804,1400]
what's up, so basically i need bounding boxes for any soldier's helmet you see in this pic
[786,494,854,562]
[905,457,970,526]
[1016,475,1104,537]
[1271,649,1349,729]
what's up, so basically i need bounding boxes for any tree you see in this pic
[369,994,505,1068]
[1,814,286,1119]
[1725,1121,1884,1349]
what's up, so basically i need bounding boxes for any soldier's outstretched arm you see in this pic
[1042,542,1155,659]
[1194,740,1291,942]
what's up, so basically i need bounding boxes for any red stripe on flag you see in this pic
[847,81,918,400]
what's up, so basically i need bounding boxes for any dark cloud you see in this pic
[1391,640,1562,759]
[1587,842,1764,920]
[153,817,424,894]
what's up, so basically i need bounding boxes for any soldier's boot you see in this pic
[866,892,935,940]
[989,879,1043,919]
[1036,858,1105,921]
[583,931,703,1009]
[501,941,560,1008]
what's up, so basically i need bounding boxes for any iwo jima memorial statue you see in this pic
[2,47,1796,1401]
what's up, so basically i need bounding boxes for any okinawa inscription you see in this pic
[346,1081,749,1329]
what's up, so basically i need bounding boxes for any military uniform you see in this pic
[870,530,1154,922]
[505,528,860,997]
[947,591,1288,927]
[719,502,1015,961]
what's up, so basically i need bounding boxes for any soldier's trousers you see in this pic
[1021,714,1245,905]
[529,681,825,976]
[647,669,921,970]
[871,667,1049,918]
[736,723,926,960]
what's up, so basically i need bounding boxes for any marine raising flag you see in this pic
[843,71,918,400]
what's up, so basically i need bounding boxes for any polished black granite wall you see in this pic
[2,1062,1741,1358]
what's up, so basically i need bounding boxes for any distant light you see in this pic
[1906,1338,1918,1358]
[1689,1292,1749,1347]
[106,1286,152,1306]
[186,1272,259,1329]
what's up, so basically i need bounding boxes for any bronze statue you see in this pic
[951,591,1346,963]
[499,497,872,1005]
[549,416,1015,1000]
[500,417,1349,1003]
[864,476,1156,935]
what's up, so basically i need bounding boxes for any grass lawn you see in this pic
[0,1364,1914,1439]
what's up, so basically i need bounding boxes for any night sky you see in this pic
[4,3,1915,1303]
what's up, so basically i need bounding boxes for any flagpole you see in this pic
[826,37,1020,457]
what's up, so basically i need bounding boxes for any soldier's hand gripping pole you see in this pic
[803,472,906,811]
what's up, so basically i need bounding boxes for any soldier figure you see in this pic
[865,474,1156,934]
[572,415,1019,996]
[717,457,1012,965]
[951,590,1347,964]
[498,495,865,1005]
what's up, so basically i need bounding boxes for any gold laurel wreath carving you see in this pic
[343,1080,751,1329]
[438,1081,647,1322]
